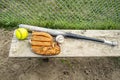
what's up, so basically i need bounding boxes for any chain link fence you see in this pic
[0,0,120,29]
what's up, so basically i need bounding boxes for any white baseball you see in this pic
[56,35,64,44]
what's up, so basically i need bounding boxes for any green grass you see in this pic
[0,0,120,29]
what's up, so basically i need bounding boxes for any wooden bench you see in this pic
[9,30,120,57]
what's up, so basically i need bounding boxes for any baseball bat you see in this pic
[19,24,117,46]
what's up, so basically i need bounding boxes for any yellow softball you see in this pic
[15,28,28,40]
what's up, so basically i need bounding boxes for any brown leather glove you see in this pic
[31,31,60,55]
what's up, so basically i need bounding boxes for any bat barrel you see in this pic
[19,24,65,36]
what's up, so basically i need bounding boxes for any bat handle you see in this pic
[65,32,118,46]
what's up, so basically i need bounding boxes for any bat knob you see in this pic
[104,40,118,46]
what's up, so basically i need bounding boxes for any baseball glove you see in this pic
[30,31,60,55]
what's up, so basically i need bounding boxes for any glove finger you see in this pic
[32,32,53,40]
[31,41,52,46]
[31,36,52,42]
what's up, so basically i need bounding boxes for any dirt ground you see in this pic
[0,29,120,80]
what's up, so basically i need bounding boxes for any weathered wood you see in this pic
[9,30,120,57]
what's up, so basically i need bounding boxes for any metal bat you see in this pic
[19,24,118,46]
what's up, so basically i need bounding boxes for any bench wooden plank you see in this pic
[9,30,120,57]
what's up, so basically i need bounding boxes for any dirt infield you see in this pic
[0,29,120,80]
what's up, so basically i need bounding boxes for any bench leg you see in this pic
[42,58,49,62]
